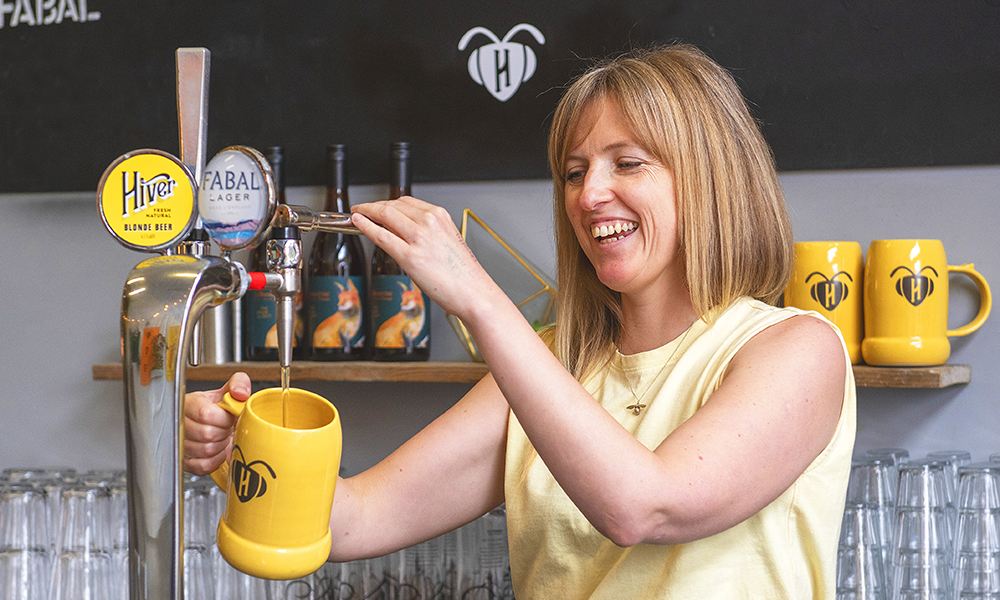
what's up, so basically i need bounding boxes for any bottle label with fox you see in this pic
[308,275,366,351]
[371,275,430,351]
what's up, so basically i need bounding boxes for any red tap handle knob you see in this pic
[247,271,268,291]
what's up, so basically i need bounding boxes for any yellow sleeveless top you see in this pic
[504,297,856,599]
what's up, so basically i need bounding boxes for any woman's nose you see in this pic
[578,169,614,211]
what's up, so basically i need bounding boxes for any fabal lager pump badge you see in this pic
[199,146,276,252]
[98,149,198,252]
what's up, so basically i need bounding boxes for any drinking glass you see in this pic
[951,463,1000,600]
[80,469,126,488]
[107,481,129,600]
[185,478,216,600]
[310,561,356,600]
[837,502,888,600]
[457,507,513,599]
[341,560,365,600]
[361,552,402,600]
[403,533,452,599]
[1,467,76,483]
[0,483,51,600]
[928,452,972,484]
[223,573,277,600]
[891,461,953,600]
[1,469,77,557]
[276,577,315,600]
[868,448,911,471]
[49,483,114,600]
[900,459,957,547]
[849,457,899,590]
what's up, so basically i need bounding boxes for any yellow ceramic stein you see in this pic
[784,241,865,364]
[862,239,991,366]
[210,387,341,580]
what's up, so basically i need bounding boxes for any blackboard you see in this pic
[1,0,998,193]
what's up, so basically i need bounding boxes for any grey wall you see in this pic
[1,166,998,475]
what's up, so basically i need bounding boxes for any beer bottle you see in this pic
[306,144,368,360]
[370,142,431,361]
[243,146,305,361]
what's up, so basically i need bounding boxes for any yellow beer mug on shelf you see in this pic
[784,241,865,364]
[862,239,991,366]
[209,387,341,580]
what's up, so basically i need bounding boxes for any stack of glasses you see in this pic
[0,467,514,600]
[837,449,1000,600]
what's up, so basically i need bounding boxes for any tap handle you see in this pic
[276,205,361,235]
[176,48,211,186]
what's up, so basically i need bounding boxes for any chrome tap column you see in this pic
[100,45,367,600]
[121,255,249,600]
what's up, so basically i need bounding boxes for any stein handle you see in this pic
[208,392,249,491]
[947,263,992,337]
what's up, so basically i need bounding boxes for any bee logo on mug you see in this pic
[891,265,938,306]
[806,271,853,311]
[230,445,277,503]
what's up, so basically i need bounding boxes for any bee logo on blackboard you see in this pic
[806,271,853,311]
[230,445,276,503]
[891,265,938,306]
[458,24,545,102]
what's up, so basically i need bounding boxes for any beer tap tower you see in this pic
[98,48,359,600]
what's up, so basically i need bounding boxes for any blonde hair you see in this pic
[548,44,793,381]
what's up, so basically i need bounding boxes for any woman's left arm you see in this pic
[351,198,847,547]
[612,314,848,545]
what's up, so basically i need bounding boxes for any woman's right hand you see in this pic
[183,372,252,476]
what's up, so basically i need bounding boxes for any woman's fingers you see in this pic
[222,372,252,402]
[183,438,231,476]
[182,372,250,476]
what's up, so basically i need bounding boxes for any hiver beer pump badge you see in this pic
[98,149,197,252]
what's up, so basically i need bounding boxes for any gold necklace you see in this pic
[620,326,692,415]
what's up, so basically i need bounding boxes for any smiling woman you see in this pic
[549,45,794,375]
[184,42,854,600]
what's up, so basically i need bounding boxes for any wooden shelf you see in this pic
[852,364,971,389]
[92,361,490,383]
[93,361,970,388]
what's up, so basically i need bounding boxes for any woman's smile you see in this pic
[591,220,639,244]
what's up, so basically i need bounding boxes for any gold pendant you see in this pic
[626,403,646,416]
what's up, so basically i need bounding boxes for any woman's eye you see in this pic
[566,170,585,184]
[617,160,643,170]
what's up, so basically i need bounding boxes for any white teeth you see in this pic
[591,221,637,240]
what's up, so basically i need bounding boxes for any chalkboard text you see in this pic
[0,0,100,29]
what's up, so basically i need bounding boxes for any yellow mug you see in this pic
[784,241,864,364]
[862,239,991,366]
[209,387,341,580]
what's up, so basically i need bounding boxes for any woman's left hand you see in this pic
[351,197,501,320]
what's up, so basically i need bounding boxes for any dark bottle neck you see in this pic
[390,142,410,201]
[325,144,350,212]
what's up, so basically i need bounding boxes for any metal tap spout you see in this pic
[262,228,303,369]
[265,205,365,366]
[122,254,249,600]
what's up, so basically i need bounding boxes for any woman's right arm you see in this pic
[183,371,511,563]
[327,373,510,561]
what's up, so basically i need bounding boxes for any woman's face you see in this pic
[563,98,683,299]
